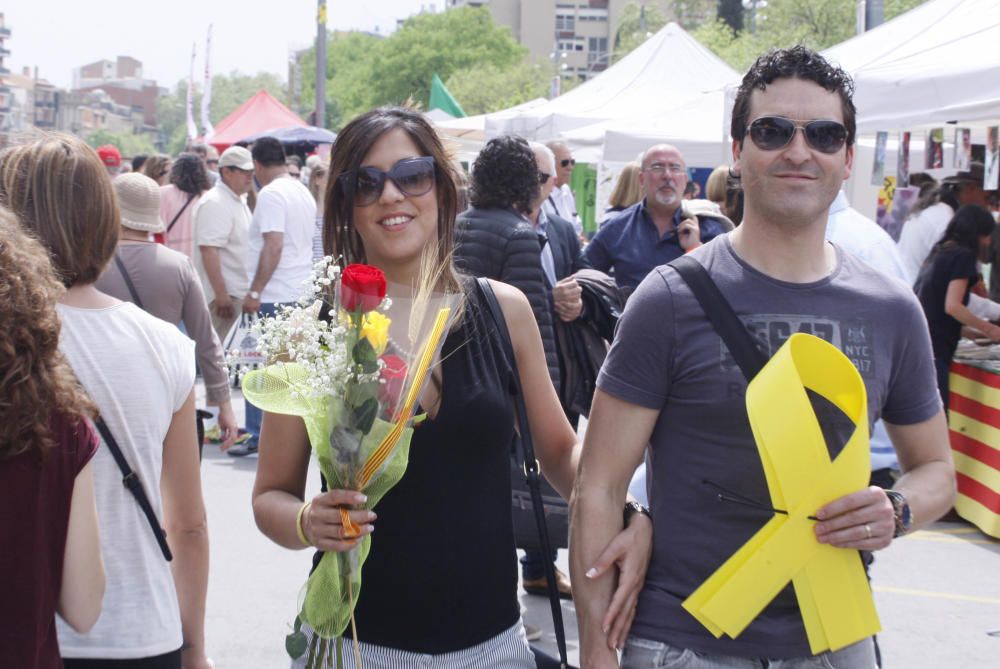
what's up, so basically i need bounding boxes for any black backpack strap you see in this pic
[93,415,173,561]
[476,277,570,669]
[670,254,767,381]
[113,253,145,311]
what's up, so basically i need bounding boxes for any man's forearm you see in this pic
[199,246,230,300]
[571,484,626,667]
[250,238,283,294]
[895,460,956,532]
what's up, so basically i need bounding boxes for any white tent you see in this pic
[823,0,1000,134]
[479,22,739,141]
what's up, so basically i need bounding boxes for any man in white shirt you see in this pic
[544,140,583,236]
[193,145,254,341]
[239,137,317,454]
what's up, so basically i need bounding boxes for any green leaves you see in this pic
[285,616,308,659]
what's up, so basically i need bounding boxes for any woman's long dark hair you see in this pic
[930,205,995,257]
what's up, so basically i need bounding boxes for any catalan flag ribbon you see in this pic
[683,333,881,654]
[947,361,1000,538]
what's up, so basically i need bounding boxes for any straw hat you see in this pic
[113,173,164,232]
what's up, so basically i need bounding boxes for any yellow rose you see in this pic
[360,311,390,355]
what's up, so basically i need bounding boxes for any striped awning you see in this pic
[948,362,1000,538]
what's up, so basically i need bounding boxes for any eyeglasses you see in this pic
[538,171,551,184]
[340,156,436,206]
[643,163,686,177]
[746,116,848,154]
[560,158,575,168]
[288,171,301,178]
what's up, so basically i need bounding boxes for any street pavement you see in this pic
[199,387,1000,668]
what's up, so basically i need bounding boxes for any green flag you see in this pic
[428,74,466,118]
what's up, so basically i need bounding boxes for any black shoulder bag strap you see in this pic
[93,415,173,561]
[670,255,767,380]
[477,277,571,669]
[166,194,196,234]
[113,253,146,311]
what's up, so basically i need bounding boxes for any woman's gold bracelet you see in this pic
[296,501,313,547]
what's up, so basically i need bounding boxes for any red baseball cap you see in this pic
[96,144,122,168]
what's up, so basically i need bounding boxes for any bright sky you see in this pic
[4,0,437,89]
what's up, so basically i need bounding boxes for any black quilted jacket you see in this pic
[454,206,560,389]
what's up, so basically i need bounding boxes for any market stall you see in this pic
[947,356,1000,538]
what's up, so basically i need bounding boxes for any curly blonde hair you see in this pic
[0,206,95,460]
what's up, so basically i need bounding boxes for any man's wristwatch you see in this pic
[247,290,261,300]
[886,490,912,538]
[623,500,651,526]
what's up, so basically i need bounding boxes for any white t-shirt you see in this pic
[896,201,955,284]
[247,175,318,304]
[55,302,195,659]
[193,180,251,303]
[543,183,582,235]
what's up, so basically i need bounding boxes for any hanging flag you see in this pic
[186,43,197,143]
[202,25,215,142]
[428,74,466,118]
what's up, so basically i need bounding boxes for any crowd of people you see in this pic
[3,44,984,669]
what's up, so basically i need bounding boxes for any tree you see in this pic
[613,1,670,62]
[444,60,553,116]
[717,0,744,34]
[86,128,157,157]
[693,0,929,72]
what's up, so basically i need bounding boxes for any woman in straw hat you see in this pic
[95,172,240,452]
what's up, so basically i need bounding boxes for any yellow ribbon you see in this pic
[682,333,881,654]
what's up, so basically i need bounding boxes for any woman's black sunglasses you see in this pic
[340,156,436,206]
[746,116,848,154]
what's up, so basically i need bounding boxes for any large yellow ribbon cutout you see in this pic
[682,333,881,654]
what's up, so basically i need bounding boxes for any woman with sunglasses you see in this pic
[252,107,651,668]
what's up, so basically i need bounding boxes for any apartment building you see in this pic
[448,0,622,79]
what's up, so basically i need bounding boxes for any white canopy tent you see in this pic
[823,0,1000,135]
[463,22,738,142]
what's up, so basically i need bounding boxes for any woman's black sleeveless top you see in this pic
[315,286,519,653]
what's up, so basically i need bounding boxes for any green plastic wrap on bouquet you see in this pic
[242,363,414,638]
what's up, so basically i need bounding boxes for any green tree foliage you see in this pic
[444,61,554,116]
[614,1,670,62]
[693,0,929,72]
[298,7,528,127]
[86,128,157,157]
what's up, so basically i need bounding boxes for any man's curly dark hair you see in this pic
[731,45,857,149]
[468,135,540,214]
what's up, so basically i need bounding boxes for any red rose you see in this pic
[378,354,408,417]
[340,264,387,313]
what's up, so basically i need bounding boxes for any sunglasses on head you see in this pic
[746,116,848,154]
[560,158,575,168]
[340,156,436,206]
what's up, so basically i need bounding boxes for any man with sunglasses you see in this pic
[543,141,583,236]
[584,143,727,293]
[572,47,955,668]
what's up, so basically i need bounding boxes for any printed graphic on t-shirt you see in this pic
[720,314,877,378]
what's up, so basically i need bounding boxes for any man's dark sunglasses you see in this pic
[746,116,848,154]
[538,171,551,184]
[340,156,436,206]
[560,158,575,168]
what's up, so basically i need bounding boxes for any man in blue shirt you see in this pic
[584,144,727,290]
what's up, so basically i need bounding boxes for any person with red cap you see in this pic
[95,144,122,178]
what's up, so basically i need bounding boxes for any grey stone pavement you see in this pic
[198,386,1000,668]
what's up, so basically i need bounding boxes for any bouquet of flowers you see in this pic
[234,256,458,667]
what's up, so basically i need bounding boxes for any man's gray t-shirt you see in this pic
[598,235,941,658]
